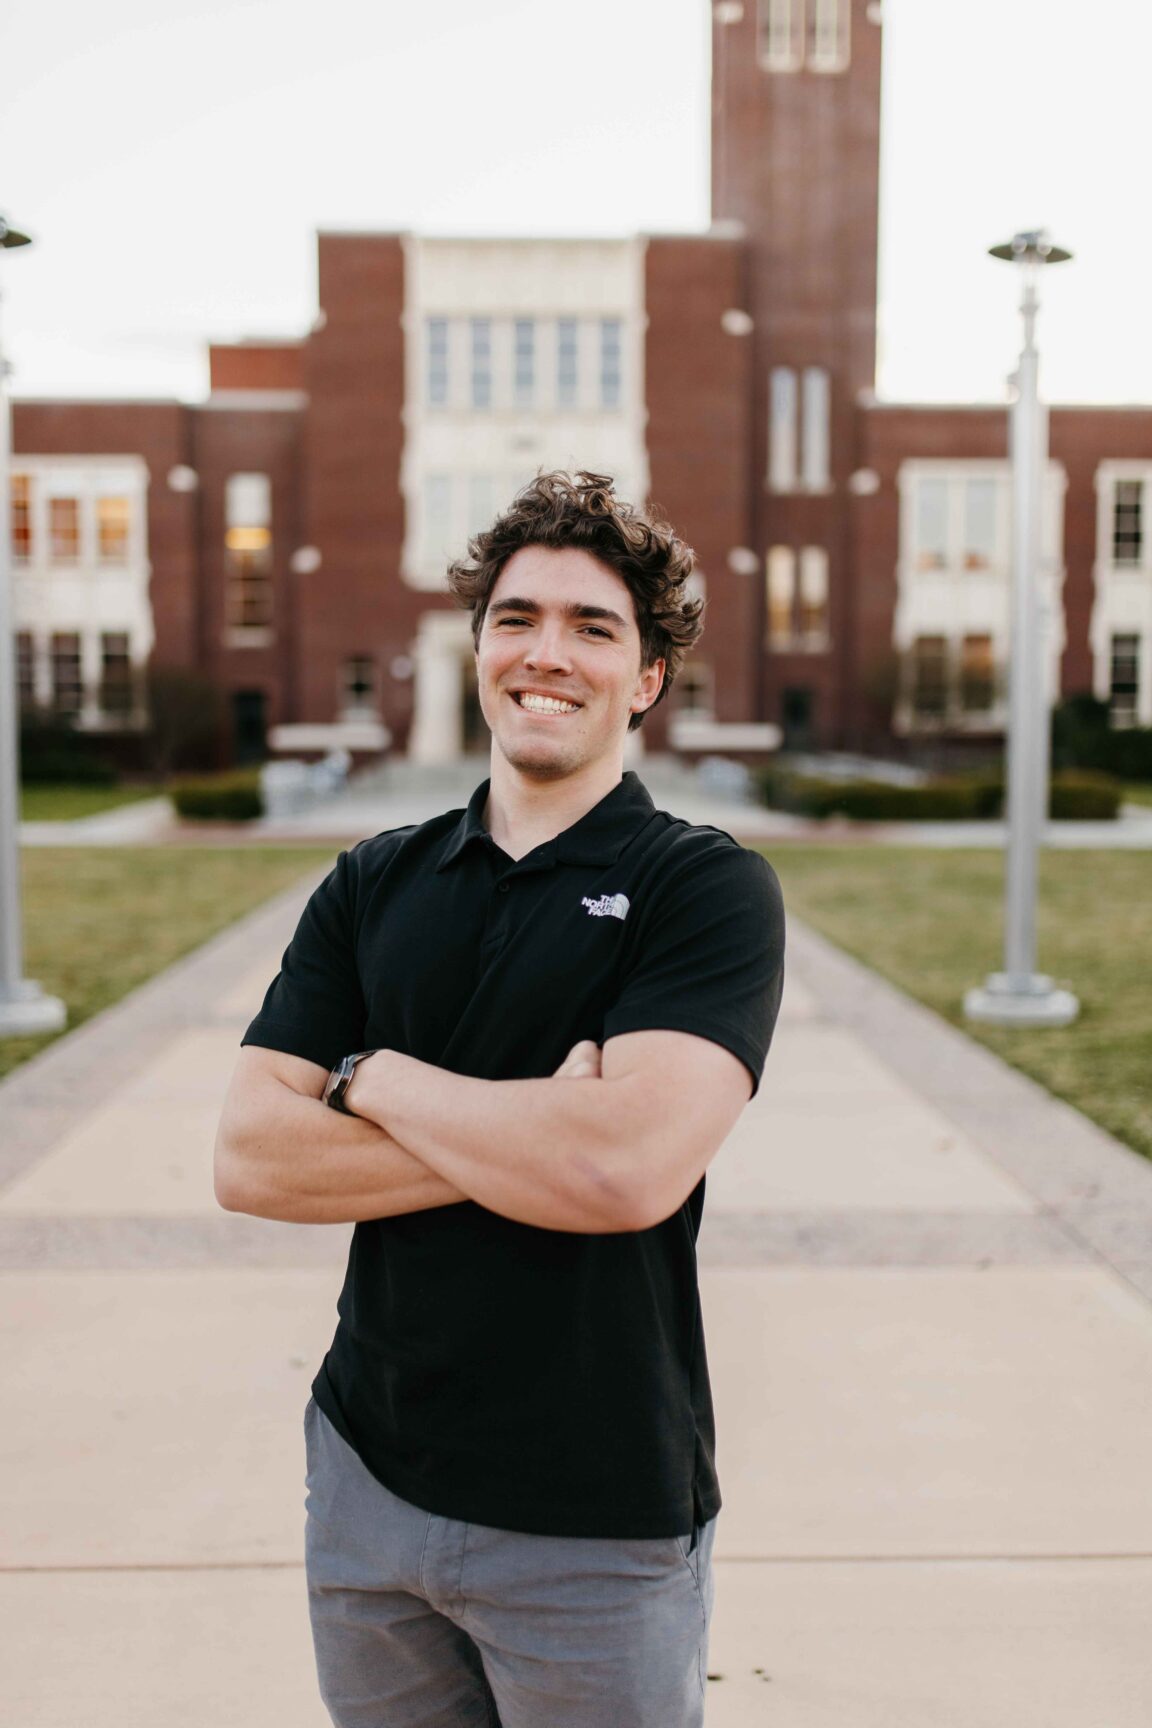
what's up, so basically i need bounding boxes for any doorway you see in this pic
[232,688,267,765]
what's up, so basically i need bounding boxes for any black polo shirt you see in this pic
[242,772,785,1537]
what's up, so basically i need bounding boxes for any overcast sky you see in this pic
[1,0,1147,406]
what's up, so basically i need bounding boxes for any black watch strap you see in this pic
[322,1049,378,1115]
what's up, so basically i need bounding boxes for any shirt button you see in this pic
[497,881,510,894]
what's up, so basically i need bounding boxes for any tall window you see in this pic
[11,475,32,562]
[470,318,492,410]
[468,474,498,536]
[51,632,83,714]
[426,318,449,408]
[758,0,802,70]
[599,319,622,410]
[557,318,579,409]
[16,632,35,709]
[677,661,714,718]
[766,547,796,647]
[99,633,134,715]
[910,636,948,719]
[1110,633,1140,725]
[343,656,378,717]
[798,547,829,645]
[963,479,997,570]
[801,367,830,490]
[960,634,996,713]
[49,497,80,563]
[914,478,949,570]
[97,497,131,563]
[224,472,273,628]
[769,368,798,492]
[513,319,535,408]
[424,473,453,563]
[808,0,851,71]
[1113,480,1143,565]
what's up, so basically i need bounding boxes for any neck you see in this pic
[483,749,626,860]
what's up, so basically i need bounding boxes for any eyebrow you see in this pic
[487,597,631,630]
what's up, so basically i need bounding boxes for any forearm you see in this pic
[214,1074,468,1224]
[350,1052,652,1233]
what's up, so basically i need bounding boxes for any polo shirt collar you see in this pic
[436,772,656,872]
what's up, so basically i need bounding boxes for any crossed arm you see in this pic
[213,1030,752,1234]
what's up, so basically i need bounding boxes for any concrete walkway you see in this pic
[3,809,1152,1724]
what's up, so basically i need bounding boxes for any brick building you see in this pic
[11,0,1152,767]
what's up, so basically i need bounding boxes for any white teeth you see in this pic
[517,693,579,714]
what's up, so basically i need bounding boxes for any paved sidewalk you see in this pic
[3,832,1152,1724]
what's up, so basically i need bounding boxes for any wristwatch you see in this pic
[322,1049,378,1115]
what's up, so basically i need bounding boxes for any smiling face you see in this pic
[477,545,665,783]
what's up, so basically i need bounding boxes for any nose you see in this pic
[522,620,573,674]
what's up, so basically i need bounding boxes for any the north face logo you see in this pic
[581,893,630,921]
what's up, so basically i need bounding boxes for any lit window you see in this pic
[470,319,492,410]
[960,634,995,712]
[910,636,948,718]
[766,546,796,647]
[677,661,714,717]
[224,473,273,628]
[1110,632,1140,725]
[557,319,579,409]
[1113,480,1143,566]
[99,632,134,715]
[769,368,798,492]
[343,656,378,717]
[798,547,829,645]
[600,319,622,410]
[963,479,997,570]
[16,632,35,709]
[801,367,830,490]
[11,475,32,561]
[513,319,535,408]
[758,0,802,70]
[97,496,131,563]
[427,318,449,408]
[808,0,851,71]
[915,478,949,570]
[49,498,80,563]
[51,631,83,714]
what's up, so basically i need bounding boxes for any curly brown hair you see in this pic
[446,470,704,729]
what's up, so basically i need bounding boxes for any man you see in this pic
[215,470,785,1728]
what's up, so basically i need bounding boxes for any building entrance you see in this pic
[232,688,267,764]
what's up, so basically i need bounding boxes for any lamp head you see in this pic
[989,229,1072,266]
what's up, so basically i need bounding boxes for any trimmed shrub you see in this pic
[20,711,119,785]
[1048,771,1122,820]
[829,780,982,821]
[170,770,264,822]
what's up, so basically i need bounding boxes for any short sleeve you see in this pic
[241,848,369,1073]
[602,840,785,1094]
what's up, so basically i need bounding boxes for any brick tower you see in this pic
[710,0,884,746]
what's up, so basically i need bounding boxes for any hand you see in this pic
[552,1040,602,1081]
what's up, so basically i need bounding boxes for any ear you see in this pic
[630,657,665,716]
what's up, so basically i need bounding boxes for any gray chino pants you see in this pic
[304,1398,716,1728]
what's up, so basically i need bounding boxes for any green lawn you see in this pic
[1122,782,1152,810]
[20,784,163,822]
[0,847,333,1081]
[765,846,1152,1163]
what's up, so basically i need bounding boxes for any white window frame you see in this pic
[758,0,803,71]
[513,318,535,409]
[808,0,851,72]
[768,367,798,493]
[426,317,450,409]
[1109,631,1141,727]
[800,366,831,491]
[556,318,580,410]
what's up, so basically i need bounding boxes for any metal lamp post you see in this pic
[0,216,67,1036]
[965,229,1078,1029]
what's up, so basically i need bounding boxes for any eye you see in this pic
[581,625,612,638]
